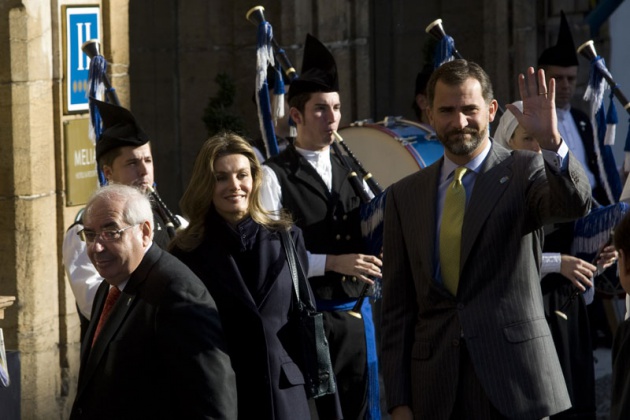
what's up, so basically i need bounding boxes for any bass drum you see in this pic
[337,118,443,188]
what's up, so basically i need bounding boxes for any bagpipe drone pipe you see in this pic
[82,39,119,186]
[245,6,297,158]
[83,40,182,238]
[578,40,628,204]
[245,7,387,316]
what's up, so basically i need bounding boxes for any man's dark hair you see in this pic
[98,147,123,168]
[426,59,494,107]
[288,92,313,114]
[98,142,151,168]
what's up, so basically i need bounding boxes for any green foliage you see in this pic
[202,72,248,138]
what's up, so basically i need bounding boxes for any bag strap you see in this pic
[279,229,301,304]
[279,229,316,310]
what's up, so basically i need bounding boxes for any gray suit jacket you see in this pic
[381,142,591,419]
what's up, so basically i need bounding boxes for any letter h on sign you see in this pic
[64,6,100,113]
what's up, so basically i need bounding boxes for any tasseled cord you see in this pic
[255,21,279,157]
[270,63,285,126]
[87,55,107,186]
[87,55,107,144]
[604,90,618,146]
[583,55,617,204]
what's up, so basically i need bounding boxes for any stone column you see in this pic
[0,1,60,418]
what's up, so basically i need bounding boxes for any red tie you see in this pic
[91,286,121,347]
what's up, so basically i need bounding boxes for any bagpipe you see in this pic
[578,40,630,116]
[332,131,385,319]
[550,40,630,318]
[147,185,182,239]
[82,39,121,107]
[244,7,386,316]
[245,6,297,158]
[82,38,120,186]
[425,19,463,63]
[424,18,505,116]
[83,39,182,239]
[578,40,629,203]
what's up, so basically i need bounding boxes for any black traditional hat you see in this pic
[538,11,579,67]
[90,98,150,161]
[288,34,339,101]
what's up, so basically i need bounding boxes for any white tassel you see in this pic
[271,92,284,126]
[604,124,616,146]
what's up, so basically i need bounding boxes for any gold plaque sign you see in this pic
[64,118,98,206]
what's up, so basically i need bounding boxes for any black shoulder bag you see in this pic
[279,229,337,399]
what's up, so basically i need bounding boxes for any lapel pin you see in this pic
[500,176,509,184]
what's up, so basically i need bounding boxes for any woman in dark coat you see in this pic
[170,132,313,420]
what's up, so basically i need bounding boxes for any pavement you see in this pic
[594,346,613,419]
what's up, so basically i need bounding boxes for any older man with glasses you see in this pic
[70,184,236,420]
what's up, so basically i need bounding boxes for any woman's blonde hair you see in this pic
[171,132,291,251]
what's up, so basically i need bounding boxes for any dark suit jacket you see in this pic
[172,213,312,420]
[70,244,237,420]
[381,142,592,419]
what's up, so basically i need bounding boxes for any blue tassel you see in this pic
[595,102,623,202]
[273,64,285,95]
[584,53,622,203]
[87,55,108,186]
[434,35,455,68]
[604,91,618,146]
[606,91,618,125]
[573,202,629,263]
[87,55,107,142]
[572,202,629,301]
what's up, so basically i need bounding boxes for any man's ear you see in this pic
[416,94,428,112]
[488,99,499,123]
[289,107,303,125]
[102,165,113,182]
[141,220,152,246]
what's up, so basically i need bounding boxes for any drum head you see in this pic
[338,120,443,188]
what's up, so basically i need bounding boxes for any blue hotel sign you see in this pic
[64,6,100,113]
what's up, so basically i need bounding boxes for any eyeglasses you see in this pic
[77,225,137,244]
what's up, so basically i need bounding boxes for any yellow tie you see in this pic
[440,167,468,295]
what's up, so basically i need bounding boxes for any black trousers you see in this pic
[543,280,596,420]
[315,310,367,420]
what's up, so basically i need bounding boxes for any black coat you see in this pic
[172,211,312,420]
[70,244,237,420]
